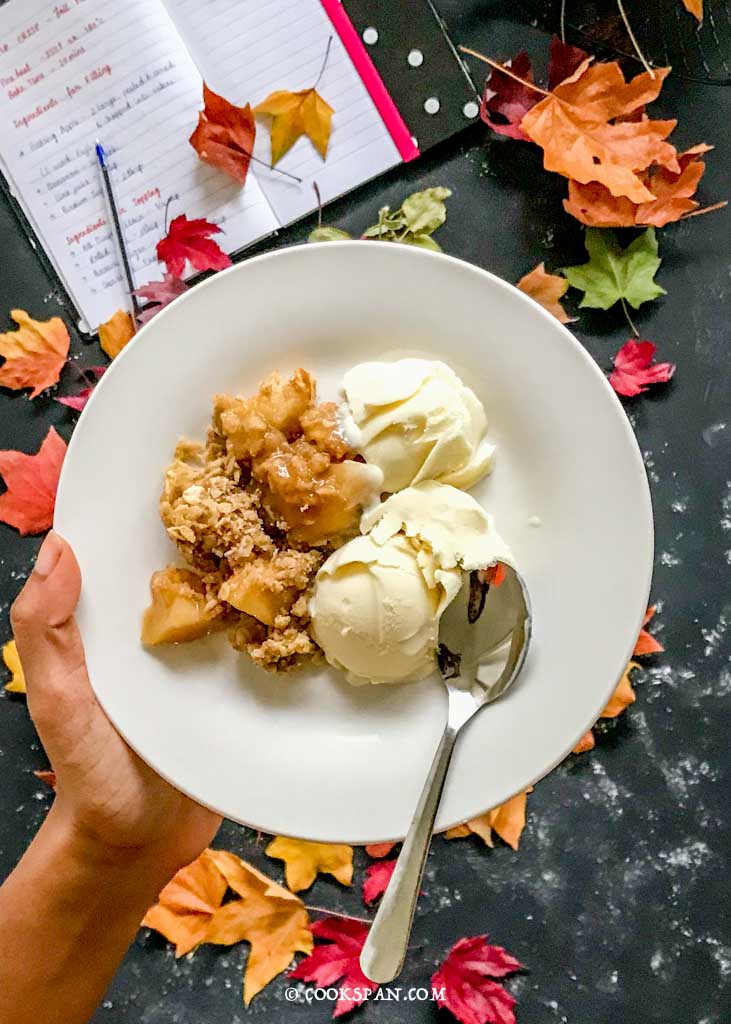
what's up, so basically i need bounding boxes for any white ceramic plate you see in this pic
[55,242,653,843]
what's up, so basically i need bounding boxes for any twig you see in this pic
[313,36,333,91]
[621,297,640,336]
[305,904,372,926]
[458,46,550,96]
[680,199,728,220]
[616,0,655,78]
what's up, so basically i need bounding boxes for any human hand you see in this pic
[11,532,222,880]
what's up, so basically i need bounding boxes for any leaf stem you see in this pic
[313,36,333,91]
[304,905,372,926]
[616,0,655,78]
[313,182,323,228]
[249,151,302,183]
[680,199,728,220]
[621,297,640,337]
[458,46,550,96]
[560,0,567,42]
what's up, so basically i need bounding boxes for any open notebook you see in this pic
[0,0,477,330]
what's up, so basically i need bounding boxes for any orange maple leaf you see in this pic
[564,144,712,227]
[0,426,66,535]
[265,836,353,893]
[142,848,227,956]
[634,605,665,656]
[517,262,575,324]
[99,310,135,360]
[573,661,639,752]
[205,850,313,1004]
[573,731,596,754]
[681,0,703,21]
[444,788,532,849]
[0,310,70,398]
[521,62,678,202]
[190,83,256,184]
[365,842,396,858]
[2,639,25,694]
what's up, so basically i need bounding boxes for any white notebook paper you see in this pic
[0,0,400,329]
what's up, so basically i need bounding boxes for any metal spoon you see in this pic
[359,563,532,984]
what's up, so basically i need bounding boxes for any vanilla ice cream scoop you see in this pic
[310,534,459,685]
[342,358,494,493]
[310,482,511,685]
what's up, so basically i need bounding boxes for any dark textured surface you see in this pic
[1,3,730,1023]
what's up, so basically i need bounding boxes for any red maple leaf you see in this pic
[362,858,396,906]
[190,82,256,184]
[364,842,395,858]
[156,215,232,279]
[547,35,590,90]
[0,427,66,535]
[432,935,523,1024]
[289,917,378,1017]
[634,605,664,656]
[55,366,105,412]
[609,340,675,397]
[134,274,189,323]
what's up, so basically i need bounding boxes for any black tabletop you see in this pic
[1,3,729,1023]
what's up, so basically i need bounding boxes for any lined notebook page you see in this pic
[0,0,278,328]
[164,0,401,226]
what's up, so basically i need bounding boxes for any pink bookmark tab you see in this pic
[321,0,420,162]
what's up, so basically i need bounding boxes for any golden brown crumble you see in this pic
[141,369,376,672]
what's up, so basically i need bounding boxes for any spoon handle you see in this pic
[359,724,459,984]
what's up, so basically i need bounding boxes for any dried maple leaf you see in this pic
[516,263,575,324]
[362,858,396,905]
[547,35,591,90]
[564,144,712,227]
[603,661,638,717]
[99,310,135,360]
[0,310,70,398]
[521,62,678,203]
[432,934,523,1024]
[573,731,596,754]
[290,917,377,1017]
[205,850,312,1004]
[156,215,232,279]
[254,86,333,165]
[681,0,703,21]
[190,83,256,184]
[634,605,664,656]
[265,836,353,893]
[563,228,664,311]
[2,639,25,693]
[609,339,675,397]
[0,427,66,535]
[55,366,105,412]
[34,769,56,789]
[365,841,395,858]
[142,848,227,956]
[133,274,188,324]
[444,789,532,850]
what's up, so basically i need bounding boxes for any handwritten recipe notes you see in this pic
[0,0,400,328]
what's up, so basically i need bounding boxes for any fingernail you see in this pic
[33,531,63,580]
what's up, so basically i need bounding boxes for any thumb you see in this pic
[11,531,93,741]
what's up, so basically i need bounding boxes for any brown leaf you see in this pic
[2,639,25,693]
[0,310,70,398]
[521,63,678,202]
[517,262,575,323]
[99,310,135,360]
[444,788,532,849]
[190,83,256,184]
[254,89,333,165]
[265,836,353,892]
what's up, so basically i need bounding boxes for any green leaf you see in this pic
[563,228,665,311]
[400,187,452,235]
[403,233,442,251]
[308,226,352,243]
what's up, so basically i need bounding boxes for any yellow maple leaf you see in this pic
[254,88,333,165]
[444,788,532,849]
[681,0,703,21]
[99,310,135,359]
[516,262,575,324]
[265,836,353,892]
[2,639,25,693]
[205,849,313,1004]
[0,310,70,398]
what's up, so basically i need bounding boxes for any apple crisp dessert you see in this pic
[141,369,381,671]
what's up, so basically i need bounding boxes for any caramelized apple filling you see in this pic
[142,369,380,672]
